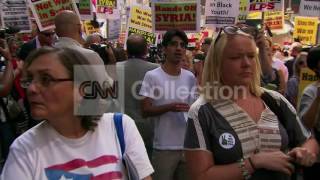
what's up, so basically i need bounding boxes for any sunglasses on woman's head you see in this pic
[214,26,258,46]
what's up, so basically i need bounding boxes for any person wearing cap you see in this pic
[298,46,320,180]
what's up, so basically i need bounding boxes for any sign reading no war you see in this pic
[28,0,79,31]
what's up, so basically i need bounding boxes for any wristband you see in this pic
[238,158,251,180]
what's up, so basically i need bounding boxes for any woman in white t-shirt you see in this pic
[1,47,153,180]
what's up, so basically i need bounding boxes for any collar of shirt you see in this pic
[35,36,41,48]
[55,37,82,47]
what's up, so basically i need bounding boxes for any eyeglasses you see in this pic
[20,75,72,89]
[214,26,258,46]
[41,32,55,37]
[168,41,187,49]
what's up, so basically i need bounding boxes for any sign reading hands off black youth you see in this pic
[205,0,240,27]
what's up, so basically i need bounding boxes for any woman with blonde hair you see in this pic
[184,26,318,180]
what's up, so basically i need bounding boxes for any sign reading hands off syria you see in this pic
[152,0,200,32]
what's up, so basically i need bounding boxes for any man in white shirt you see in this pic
[140,29,197,180]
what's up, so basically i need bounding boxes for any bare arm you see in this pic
[302,96,320,129]
[106,46,116,65]
[186,149,296,180]
[186,150,253,180]
[141,97,189,118]
[288,137,319,166]
[142,176,152,180]
[301,138,319,157]
[277,70,286,95]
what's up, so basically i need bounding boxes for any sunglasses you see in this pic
[214,26,258,46]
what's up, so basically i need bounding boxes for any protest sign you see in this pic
[205,0,240,27]
[264,11,284,30]
[299,0,320,17]
[293,16,319,45]
[238,0,249,23]
[79,0,93,20]
[28,0,79,31]
[249,0,283,12]
[127,27,157,45]
[126,5,156,45]
[107,18,121,40]
[298,68,319,106]
[128,6,153,31]
[96,0,116,14]
[1,0,32,32]
[152,1,200,32]
[83,20,100,35]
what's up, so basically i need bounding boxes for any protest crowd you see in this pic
[0,0,320,179]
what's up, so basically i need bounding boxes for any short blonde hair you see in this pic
[201,33,262,101]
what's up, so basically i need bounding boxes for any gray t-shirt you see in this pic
[116,59,159,122]
[139,67,197,150]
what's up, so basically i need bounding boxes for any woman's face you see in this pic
[8,41,19,55]
[181,54,191,70]
[221,35,257,87]
[25,53,75,120]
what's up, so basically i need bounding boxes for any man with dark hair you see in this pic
[298,46,320,180]
[139,29,197,180]
[116,34,159,158]
[18,27,55,61]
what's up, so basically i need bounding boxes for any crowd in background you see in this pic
[0,10,320,180]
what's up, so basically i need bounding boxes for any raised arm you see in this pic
[0,46,14,97]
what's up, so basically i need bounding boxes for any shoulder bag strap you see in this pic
[114,112,125,156]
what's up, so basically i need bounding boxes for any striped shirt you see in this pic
[184,89,310,180]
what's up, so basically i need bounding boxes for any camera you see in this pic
[90,43,110,64]
[0,27,20,39]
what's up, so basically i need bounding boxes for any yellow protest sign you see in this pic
[128,6,153,31]
[83,21,100,35]
[238,0,249,23]
[264,11,284,30]
[293,16,319,45]
[298,68,320,104]
[247,12,262,19]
